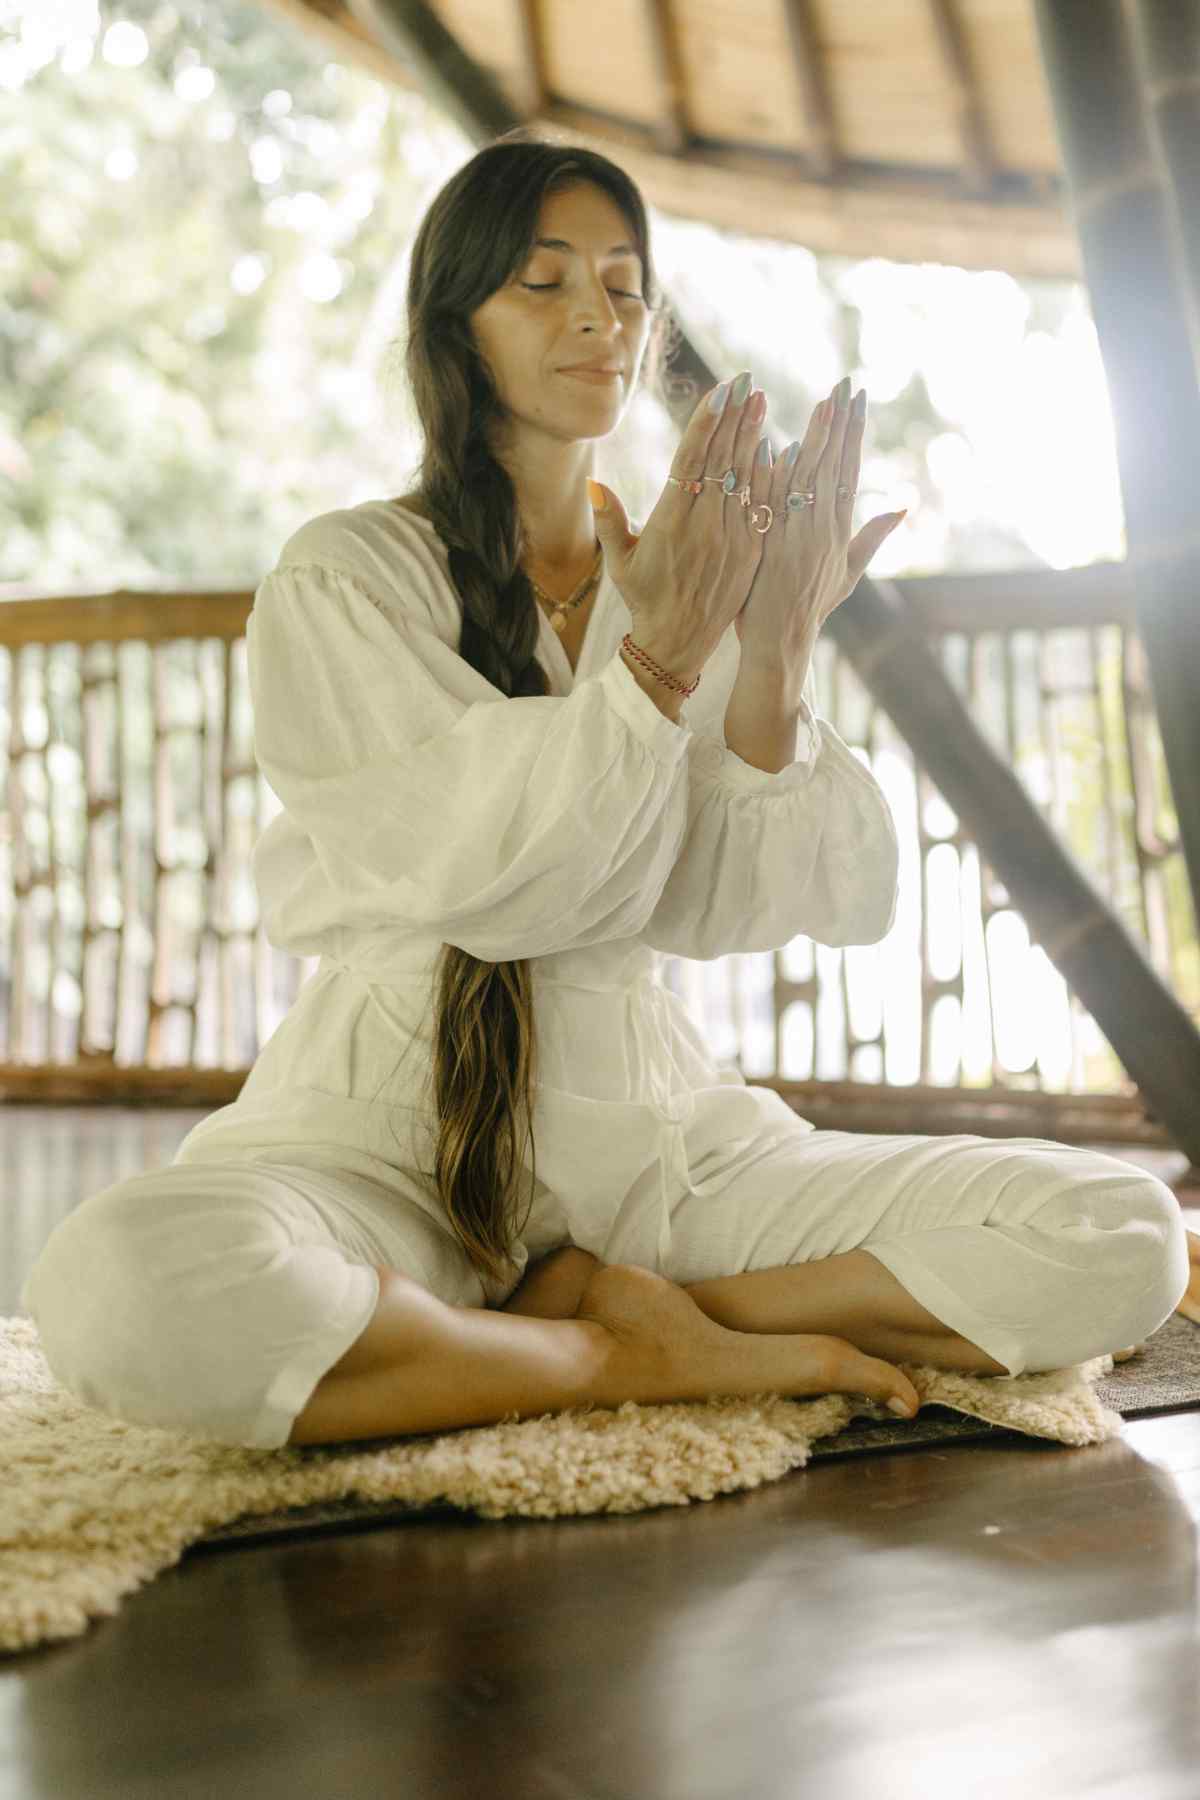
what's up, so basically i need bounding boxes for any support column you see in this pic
[1033,0,1200,939]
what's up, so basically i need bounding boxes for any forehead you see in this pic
[532,188,640,259]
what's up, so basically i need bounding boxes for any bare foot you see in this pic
[578,1263,922,1418]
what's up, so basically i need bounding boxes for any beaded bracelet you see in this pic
[619,631,702,697]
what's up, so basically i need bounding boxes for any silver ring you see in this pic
[665,469,847,523]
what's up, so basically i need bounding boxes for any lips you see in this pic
[560,364,621,375]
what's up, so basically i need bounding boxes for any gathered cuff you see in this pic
[689,700,821,793]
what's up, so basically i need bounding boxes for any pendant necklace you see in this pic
[525,542,603,633]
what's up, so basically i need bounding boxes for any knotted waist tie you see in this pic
[536,968,697,1270]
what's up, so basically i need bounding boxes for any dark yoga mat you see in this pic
[189,1314,1200,1553]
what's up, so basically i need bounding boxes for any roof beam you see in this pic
[642,0,692,157]
[927,0,999,197]
[511,0,549,120]
[781,0,839,180]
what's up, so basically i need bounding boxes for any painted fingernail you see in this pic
[755,435,772,467]
[784,440,802,466]
[707,379,731,414]
[852,388,866,419]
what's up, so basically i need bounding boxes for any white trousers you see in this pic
[20,1127,1188,1451]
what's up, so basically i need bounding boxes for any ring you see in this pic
[665,467,856,523]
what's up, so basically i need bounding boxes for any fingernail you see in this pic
[888,1398,913,1417]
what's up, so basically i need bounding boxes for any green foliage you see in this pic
[2,0,468,589]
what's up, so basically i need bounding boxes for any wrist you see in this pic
[620,643,687,722]
[731,657,807,705]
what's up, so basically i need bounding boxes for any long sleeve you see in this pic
[247,553,700,964]
[638,644,900,961]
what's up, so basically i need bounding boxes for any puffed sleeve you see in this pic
[637,645,900,960]
[247,557,699,963]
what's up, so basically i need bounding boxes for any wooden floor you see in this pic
[5,1107,1200,1798]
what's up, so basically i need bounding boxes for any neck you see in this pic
[524,534,600,578]
[483,437,603,579]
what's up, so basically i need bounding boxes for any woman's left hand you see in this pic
[734,378,906,671]
[1176,1228,1200,1323]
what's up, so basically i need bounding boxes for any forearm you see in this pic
[723,661,809,774]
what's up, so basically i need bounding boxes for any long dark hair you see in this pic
[399,129,678,1296]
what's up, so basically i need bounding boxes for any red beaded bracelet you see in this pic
[620,632,702,697]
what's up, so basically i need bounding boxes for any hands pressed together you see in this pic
[732,375,907,678]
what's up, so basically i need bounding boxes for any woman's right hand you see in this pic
[586,371,774,685]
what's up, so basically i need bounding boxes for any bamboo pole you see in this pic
[1128,2,1200,361]
[343,0,1200,1165]
[1032,0,1200,959]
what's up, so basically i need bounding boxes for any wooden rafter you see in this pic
[642,0,692,158]
[781,0,839,181]
[927,0,997,197]
[511,0,550,120]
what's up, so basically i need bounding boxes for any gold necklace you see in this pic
[525,542,603,634]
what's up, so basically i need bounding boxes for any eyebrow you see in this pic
[531,237,640,260]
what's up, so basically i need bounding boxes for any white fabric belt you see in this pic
[537,969,697,1270]
[536,969,697,1129]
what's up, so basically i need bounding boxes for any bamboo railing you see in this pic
[0,567,1196,1170]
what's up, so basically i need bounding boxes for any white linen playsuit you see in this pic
[21,500,1189,1450]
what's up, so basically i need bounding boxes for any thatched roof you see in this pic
[258,0,1078,279]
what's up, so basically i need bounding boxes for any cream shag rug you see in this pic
[1,1313,1133,1655]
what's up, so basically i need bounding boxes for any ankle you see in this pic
[848,1322,1010,1378]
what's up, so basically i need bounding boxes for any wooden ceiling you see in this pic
[258,0,1080,280]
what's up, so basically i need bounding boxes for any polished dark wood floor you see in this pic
[5,1106,1200,1799]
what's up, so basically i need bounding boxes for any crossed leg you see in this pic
[682,1249,1011,1376]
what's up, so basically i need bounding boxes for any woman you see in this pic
[20,130,1191,1451]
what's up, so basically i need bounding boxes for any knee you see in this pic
[1119,1174,1190,1325]
[21,1178,170,1432]
[21,1173,283,1446]
[1061,1169,1191,1353]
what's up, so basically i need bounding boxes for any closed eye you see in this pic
[522,283,644,301]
